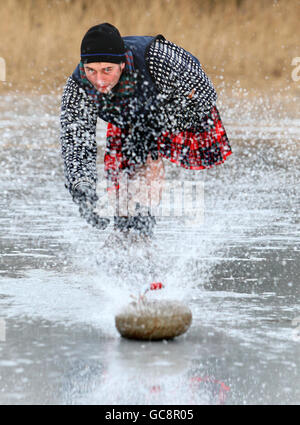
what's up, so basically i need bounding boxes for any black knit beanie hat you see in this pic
[81,23,126,64]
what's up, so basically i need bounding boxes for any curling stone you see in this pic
[115,283,192,341]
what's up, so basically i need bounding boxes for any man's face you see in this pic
[84,62,125,93]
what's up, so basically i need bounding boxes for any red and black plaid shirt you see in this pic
[104,105,232,190]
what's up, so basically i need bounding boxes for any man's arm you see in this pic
[148,37,217,131]
[60,77,109,229]
[60,76,98,197]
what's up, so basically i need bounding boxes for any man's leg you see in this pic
[113,154,164,238]
[114,210,156,238]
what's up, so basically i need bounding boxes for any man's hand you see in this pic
[72,182,98,207]
[72,182,110,230]
[78,202,110,230]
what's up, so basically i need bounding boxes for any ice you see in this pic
[0,93,299,404]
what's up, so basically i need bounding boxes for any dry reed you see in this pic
[0,0,299,94]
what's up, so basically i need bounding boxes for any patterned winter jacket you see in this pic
[60,35,218,195]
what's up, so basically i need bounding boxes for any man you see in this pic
[60,23,232,238]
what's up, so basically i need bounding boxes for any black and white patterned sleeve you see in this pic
[148,37,217,130]
[60,77,99,194]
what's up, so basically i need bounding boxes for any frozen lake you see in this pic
[0,93,299,404]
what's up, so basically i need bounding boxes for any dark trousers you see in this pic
[114,212,156,237]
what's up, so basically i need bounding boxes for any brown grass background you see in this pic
[0,0,299,94]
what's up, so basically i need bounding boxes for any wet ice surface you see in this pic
[0,93,300,405]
